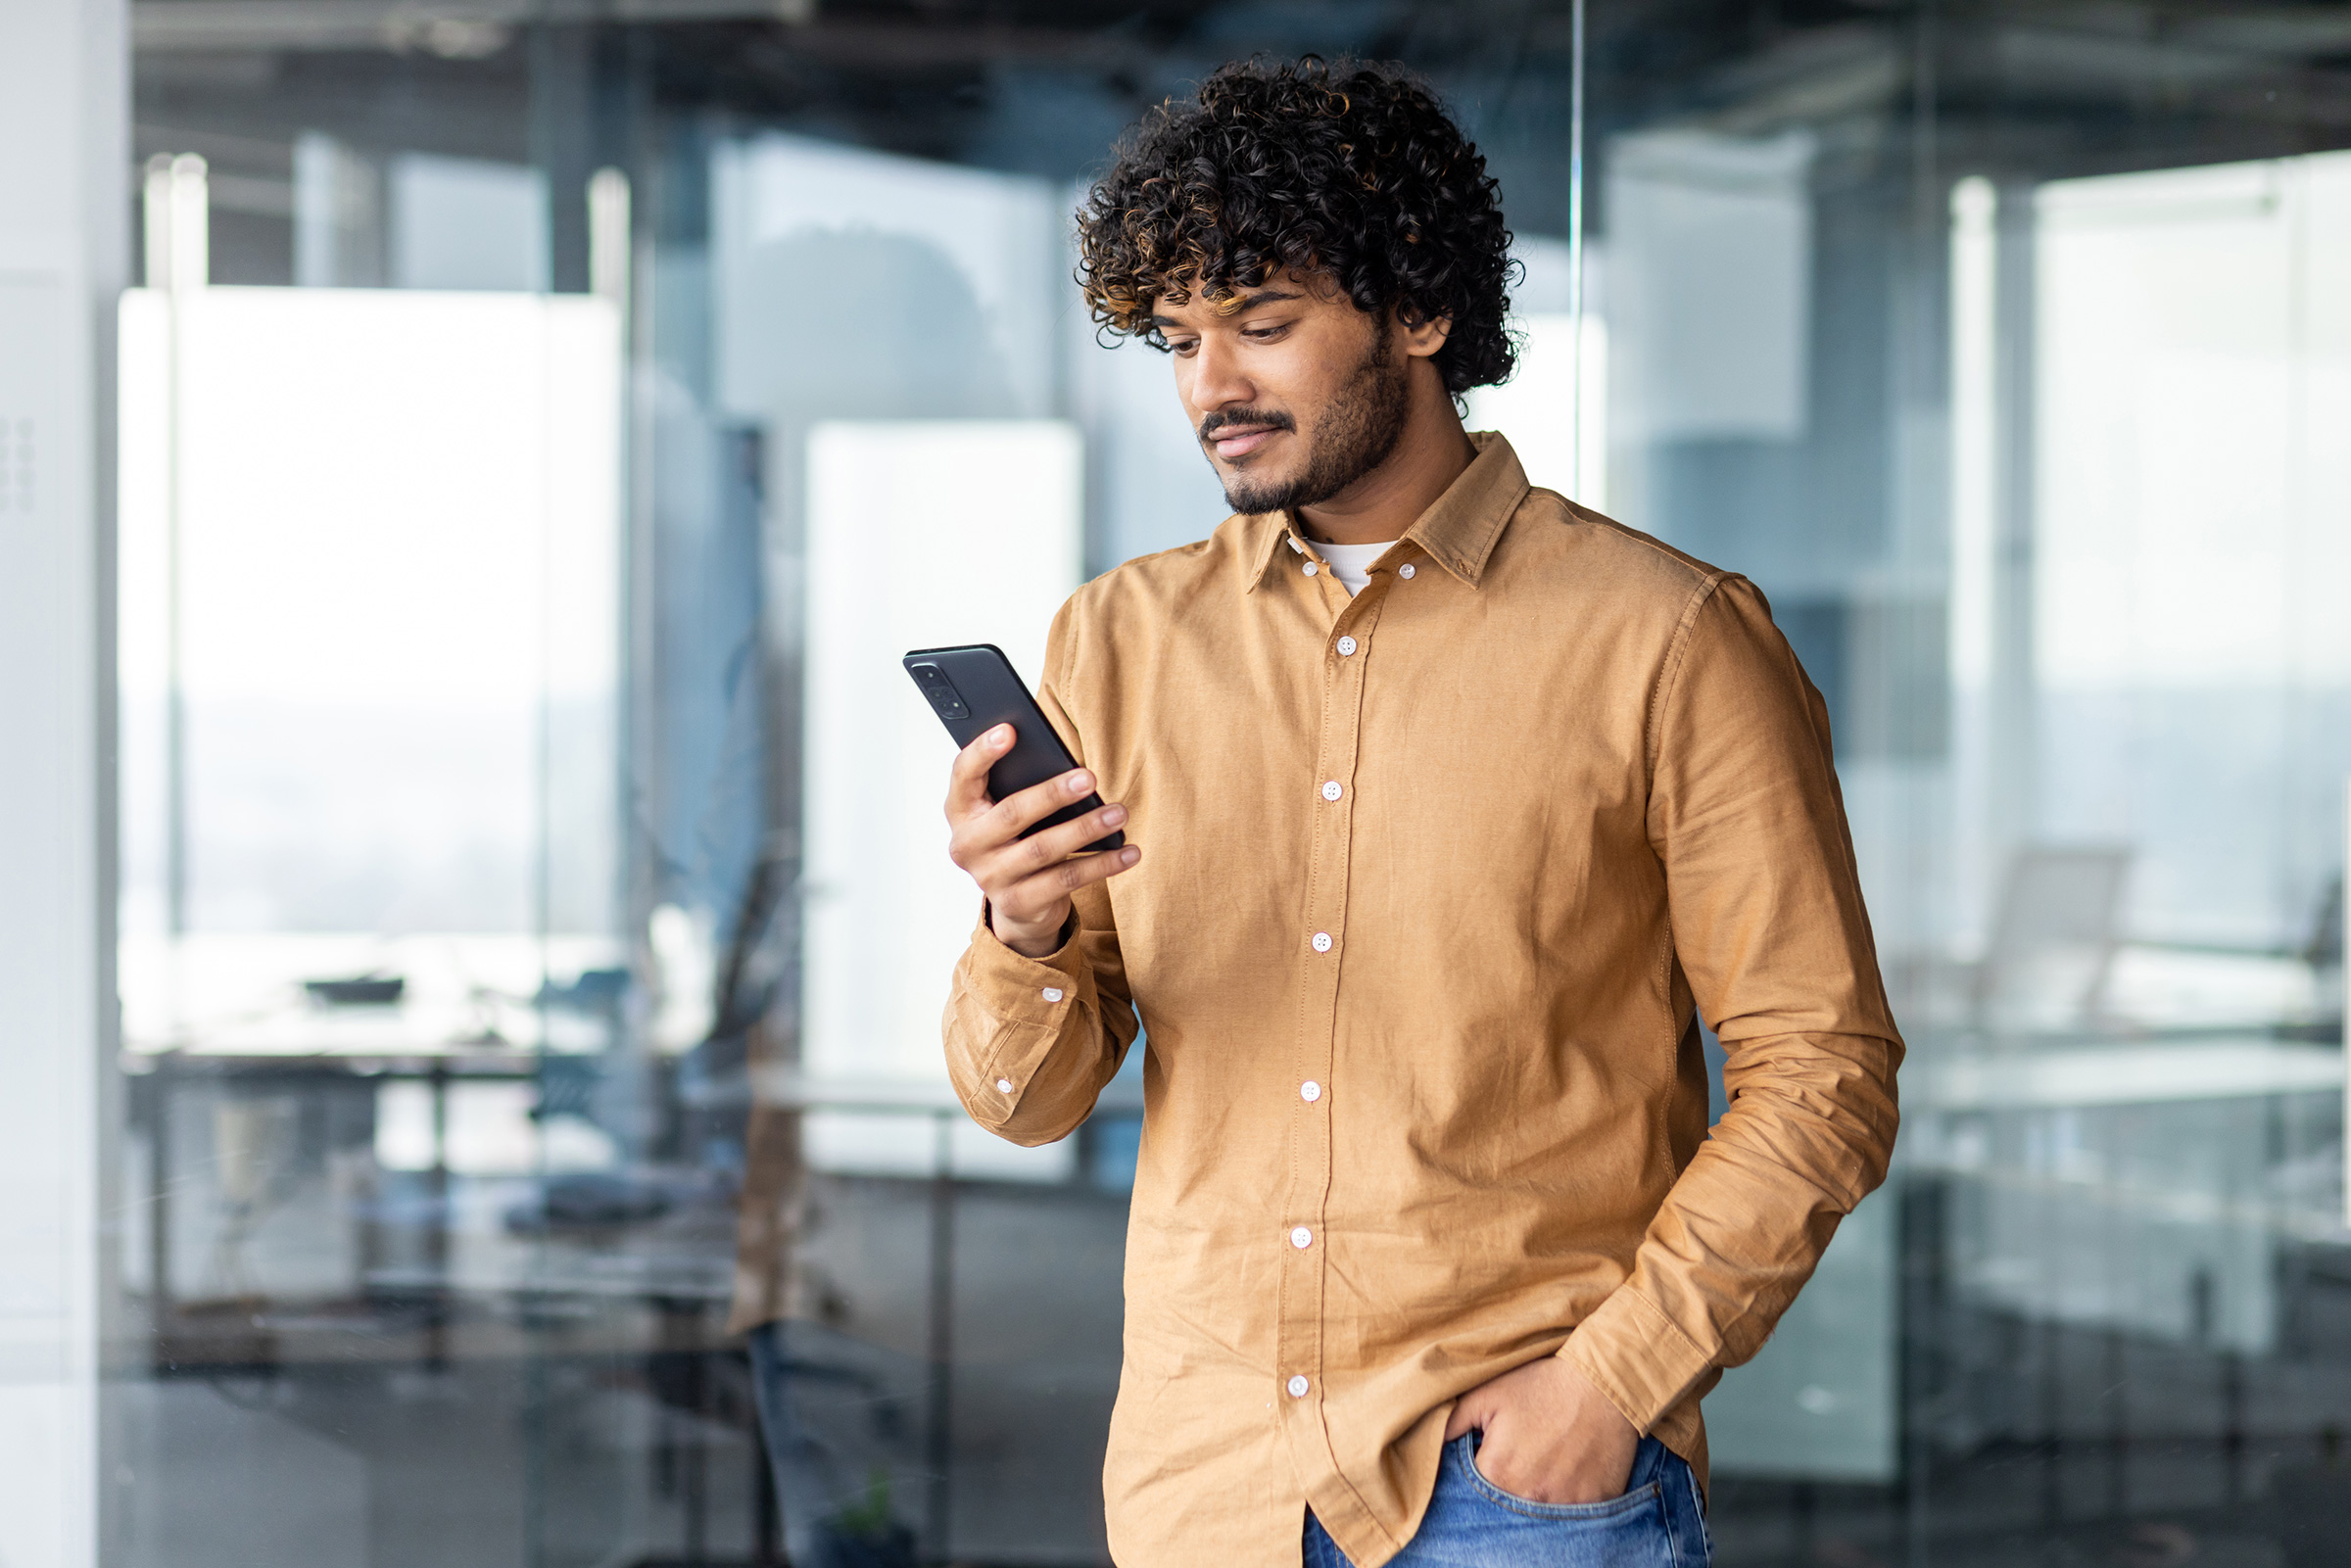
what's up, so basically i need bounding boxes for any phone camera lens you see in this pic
[910,663,970,720]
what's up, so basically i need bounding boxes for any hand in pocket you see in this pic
[1444,1357,1640,1505]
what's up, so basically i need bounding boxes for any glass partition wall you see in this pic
[114,4,2348,1565]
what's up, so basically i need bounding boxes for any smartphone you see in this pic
[902,643,1126,854]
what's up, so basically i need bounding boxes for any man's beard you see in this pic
[1205,333,1413,516]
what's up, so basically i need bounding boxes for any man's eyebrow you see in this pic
[1148,289,1305,329]
[1219,289,1304,312]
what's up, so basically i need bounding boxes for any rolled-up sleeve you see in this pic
[942,599,1140,1146]
[945,893,1135,1144]
[1559,574,1904,1433]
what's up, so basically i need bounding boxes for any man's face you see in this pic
[1151,271,1415,516]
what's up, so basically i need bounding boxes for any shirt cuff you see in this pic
[1557,1284,1715,1436]
[954,904,1094,1108]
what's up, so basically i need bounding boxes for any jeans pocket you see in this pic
[1459,1435,1664,1521]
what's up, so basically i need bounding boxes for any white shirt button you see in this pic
[1287,1374,1310,1399]
[1041,986,1064,1003]
[1302,561,1319,577]
[1335,635,1358,656]
[1301,1079,1322,1103]
[1320,780,1342,802]
[1311,931,1333,953]
[995,1077,1013,1094]
[1399,563,1415,579]
[1290,1226,1313,1250]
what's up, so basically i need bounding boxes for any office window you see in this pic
[88,7,2351,1565]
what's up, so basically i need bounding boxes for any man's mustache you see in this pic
[1198,408,1296,442]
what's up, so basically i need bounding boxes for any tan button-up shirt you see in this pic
[943,433,1901,1568]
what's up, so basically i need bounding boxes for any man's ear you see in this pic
[1396,309,1453,360]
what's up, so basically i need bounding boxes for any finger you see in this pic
[994,844,1140,924]
[972,802,1128,885]
[952,768,1101,870]
[1443,1400,1478,1441]
[944,724,1017,819]
[980,765,1101,844]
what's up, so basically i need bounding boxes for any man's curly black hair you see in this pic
[1076,57,1517,396]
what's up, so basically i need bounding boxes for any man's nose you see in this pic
[1186,335,1255,413]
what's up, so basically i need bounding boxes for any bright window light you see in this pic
[1463,311,1608,510]
[2036,152,2351,690]
[800,420,1082,1180]
[118,285,622,1055]
[118,285,620,943]
[1947,175,1997,692]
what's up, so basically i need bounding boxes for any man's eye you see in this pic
[1169,339,1200,356]
[1243,324,1289,342]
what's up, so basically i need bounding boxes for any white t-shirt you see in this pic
[1316,539,1397,595]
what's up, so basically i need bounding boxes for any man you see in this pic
[939,58,1900,1568]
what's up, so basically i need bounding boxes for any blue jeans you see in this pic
[1304,1434,1711,1567]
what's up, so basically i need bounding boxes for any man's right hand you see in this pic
[946,724,1140,959]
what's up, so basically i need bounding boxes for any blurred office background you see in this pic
[1,0,2347,1564]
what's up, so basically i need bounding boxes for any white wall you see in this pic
[387,154,549,293]
[1603,128,1814,539]
[1605,128,1814,447]
[711,135,1060,425]
[0,0,124,1563]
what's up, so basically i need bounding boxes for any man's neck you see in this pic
[1297,375,1477,546]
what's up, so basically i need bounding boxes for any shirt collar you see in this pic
[1245,431,1531,594]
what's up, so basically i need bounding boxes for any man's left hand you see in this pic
[1443,1356,1640,1505]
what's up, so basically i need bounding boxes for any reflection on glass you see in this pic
[105,8,2351,1567]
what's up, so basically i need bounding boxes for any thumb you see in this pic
[1442,1394,1481,1441]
